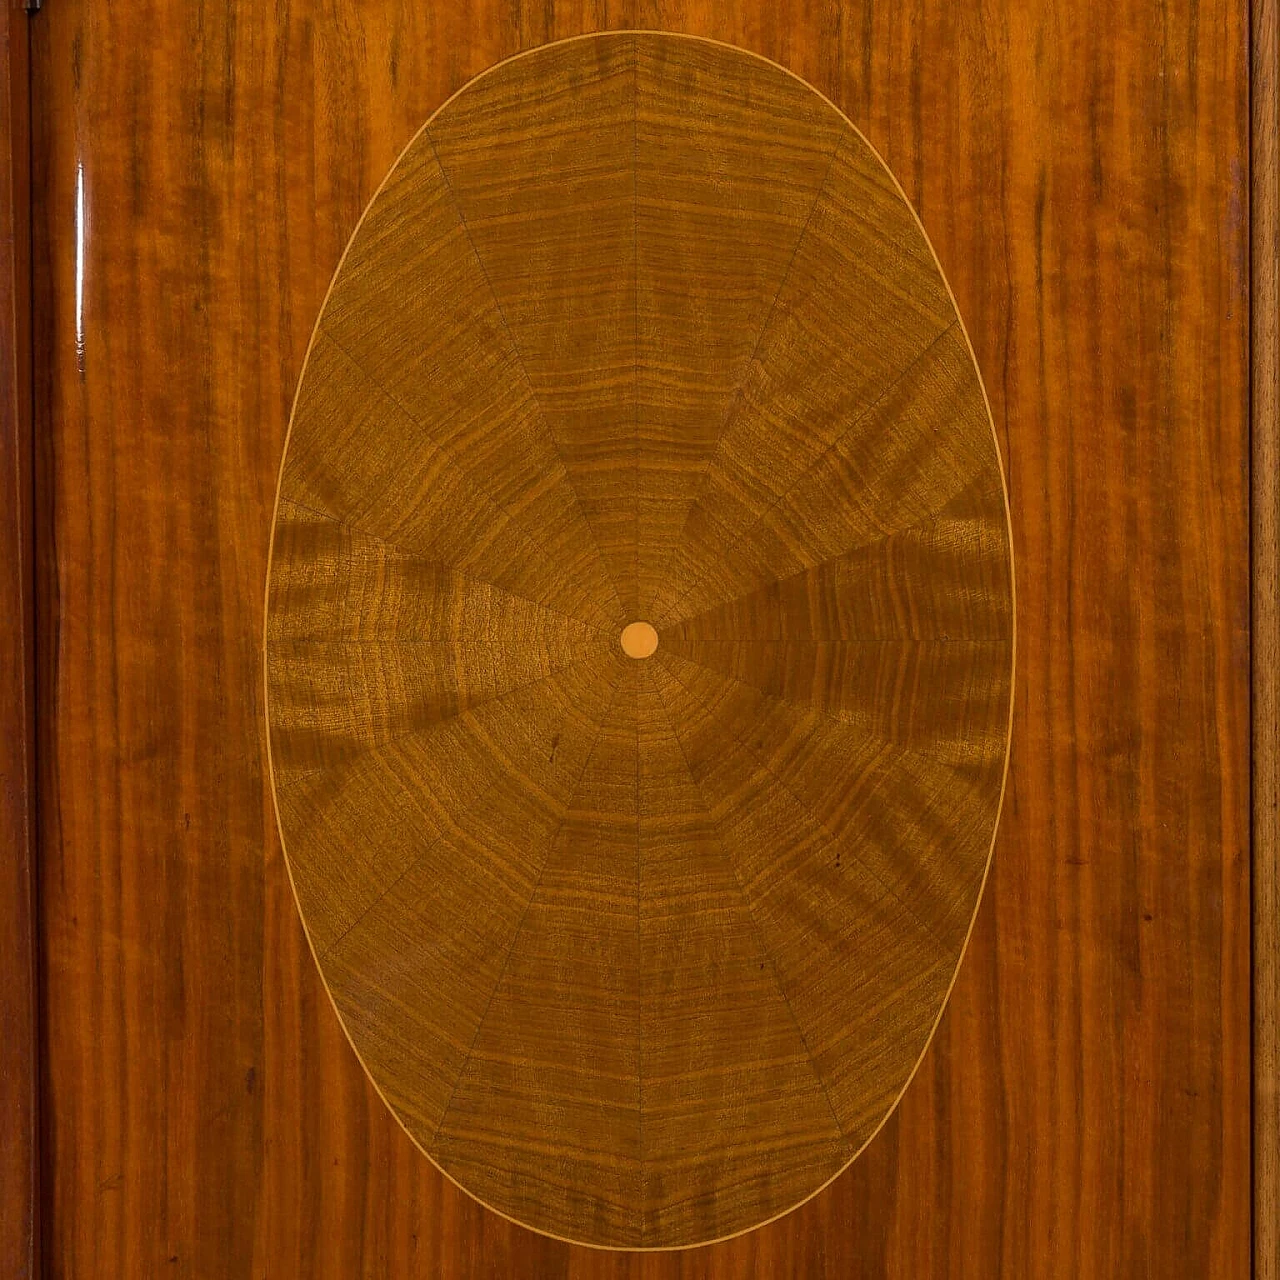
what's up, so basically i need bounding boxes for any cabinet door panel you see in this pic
[30,1,1249,1275]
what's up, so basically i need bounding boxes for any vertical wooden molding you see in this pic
[1256,0,1279,1273]
[0,1,37,1277]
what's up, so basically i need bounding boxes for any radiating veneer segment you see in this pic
[320,657,625,1148]
[311,127,622,626]
[427,38,639,612]
[668,470,1011,642]
[657,648,1000,952]
[267,499,607,646]
[431,667,645,1246]
[635,666,848,1244]
[662,638,1012,768]
[646,658,955,1146]
[657,465,1013,768]
[632,36,845,609]
[266,497,608,779]
[652,314,994,631]
[277,341,615,629]
[273,656,618,957]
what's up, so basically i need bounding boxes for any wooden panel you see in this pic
[31,0,1250,1276]
[0,2,36,1278]
[264,33,1011,1247]
[1254,0,1279,1272]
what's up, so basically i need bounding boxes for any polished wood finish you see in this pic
[32,1,1250,1275]
[0,2,37,1276]
[265,35,1013,1247]
[1254,0,1279,1269]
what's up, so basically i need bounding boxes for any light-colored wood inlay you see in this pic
[265,31,1014,1250]
[620,621,659,659]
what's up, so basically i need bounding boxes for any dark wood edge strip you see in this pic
[1255,0,1278,1273]
[0,1,37,1277]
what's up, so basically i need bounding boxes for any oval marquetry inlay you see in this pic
[265,31,1014,1250]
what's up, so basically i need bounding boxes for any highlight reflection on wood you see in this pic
[265,31,1013,1250]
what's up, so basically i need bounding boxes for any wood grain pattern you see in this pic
[0,3,36,1277]
[1254,0,1278,1270]
[31,0,1251,1274]
[265,34,1013,1247]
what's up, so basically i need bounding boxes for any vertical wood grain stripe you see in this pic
[1255,0,1279,1271]
[0,4,36,1276]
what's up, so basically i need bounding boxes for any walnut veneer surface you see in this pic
[264,32,1012,1252]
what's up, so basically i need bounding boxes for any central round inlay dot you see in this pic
[620,620,659,659]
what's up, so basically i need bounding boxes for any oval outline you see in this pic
[262,28,1017,1252]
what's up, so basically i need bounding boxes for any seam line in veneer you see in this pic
[661,637,1013,648]
[659,636,993,841]
[647,664,852,1153]
[634,665,645,1227]
[426,671,626,1151]
[317,838,442,965]
[422,128,629,627]
[655,650,953,956]
[632,39,642,618]
[631,45,647,1221]
[636,133,846,619]
[658,635,1004,791]
[316,662,617,969]
[283,652,612,881]
[661,636,1010,760]
[274,637,619,650]
[273,494,613,639]
[312,335,618,632]
[310,657,595,964]
[654,319,961,629]
[664,472,1009,637]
